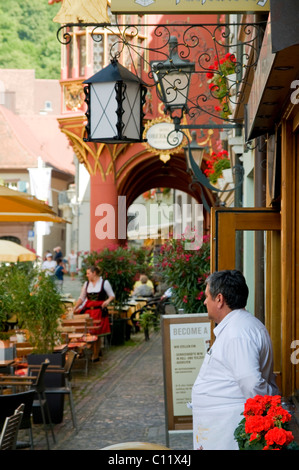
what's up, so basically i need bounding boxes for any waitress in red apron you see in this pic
[73,266,115,360]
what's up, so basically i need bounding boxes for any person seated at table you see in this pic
[132,275,154,297]
[73,265,115,361]
[133,274,154,291]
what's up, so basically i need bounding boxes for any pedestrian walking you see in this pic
[68,249,77,281]
[54,258,67,292]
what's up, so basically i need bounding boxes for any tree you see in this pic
[0,0,61,79]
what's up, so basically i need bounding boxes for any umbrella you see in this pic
[0,186,69,223]
[0,240,36,263]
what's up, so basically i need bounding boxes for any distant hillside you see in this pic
[0,0,61,79]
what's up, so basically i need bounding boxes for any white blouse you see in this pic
[79,277,115,302]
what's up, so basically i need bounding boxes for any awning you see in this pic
[0,186,70,223]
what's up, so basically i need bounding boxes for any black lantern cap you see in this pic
[83,59,145,85]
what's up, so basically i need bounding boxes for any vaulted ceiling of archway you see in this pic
[117,149,215,209]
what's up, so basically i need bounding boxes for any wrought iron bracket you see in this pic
[57,20,266,124]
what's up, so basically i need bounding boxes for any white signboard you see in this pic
[146,122,183,150]
[170,321,210,416]
[162,314,211,431]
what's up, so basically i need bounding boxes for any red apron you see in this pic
[83,280,111,336]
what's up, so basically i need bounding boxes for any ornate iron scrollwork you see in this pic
[57,21,266,124]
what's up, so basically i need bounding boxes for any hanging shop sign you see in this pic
[143,117,186,163]
[146,122,183,150]
[111,0,270,15]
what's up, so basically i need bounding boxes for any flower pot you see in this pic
[222,168,233,184]
[225,73,237,113]
[27,347,67,424]
[110,318,127,346]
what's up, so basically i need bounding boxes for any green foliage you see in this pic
[19,271,64,353]
[156,231,210,313]
[0,0,61,78]
[0,263,63,353]
[0,263,33,328]
[139,309,160,340]
[80,244,153,308]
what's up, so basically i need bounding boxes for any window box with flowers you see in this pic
[204,149,231,185]
[206,53,237,120]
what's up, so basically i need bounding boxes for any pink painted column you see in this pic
[89,172,123,252]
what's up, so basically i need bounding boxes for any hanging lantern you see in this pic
[83,59,147,143]
[151,36,195,119]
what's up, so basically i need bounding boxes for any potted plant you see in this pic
[234,394,299,450]
[0,263,66,423]
[139,309,160,341]
[206,52,237,119]
[156,230,210,314]
[204,149,231,184]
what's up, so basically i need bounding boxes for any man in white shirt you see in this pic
[192,269,279,450]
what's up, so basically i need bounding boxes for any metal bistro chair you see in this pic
[0,404,24,450]
[44,350,78,430]
[0,360,56,450]
[27,360,56,450]
[0,390,35,449]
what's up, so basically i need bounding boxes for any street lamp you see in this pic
[149,37,243,210]
[183,131,205,175]
[150,36,195,120]
[83,59,147,143]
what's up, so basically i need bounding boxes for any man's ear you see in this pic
[217,293,225,309]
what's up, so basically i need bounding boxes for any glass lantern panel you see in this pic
[122,82,141,140]
[160,70,190,109]
[89,82,117,139]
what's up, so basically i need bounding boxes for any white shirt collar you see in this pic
[213,309,239,338]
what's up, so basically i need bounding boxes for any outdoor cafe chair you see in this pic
[0,390,35,449]
[0,360,56,450]
[0,403,24,450]
[44,350,78,430]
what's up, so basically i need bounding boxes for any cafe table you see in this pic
[67,334,98,375]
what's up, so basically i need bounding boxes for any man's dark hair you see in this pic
[205,270,249,310]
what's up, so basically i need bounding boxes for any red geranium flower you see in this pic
[265,427,294,447]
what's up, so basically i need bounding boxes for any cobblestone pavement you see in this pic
[18,275,191,450]
[28,330,193,451]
